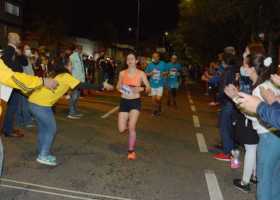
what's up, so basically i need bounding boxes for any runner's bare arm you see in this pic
[146,71,155,77]
[141,72,151,93]
[116,71,124,92]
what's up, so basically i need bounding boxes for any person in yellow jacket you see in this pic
[27,60,113,166]
[0,59,58,175]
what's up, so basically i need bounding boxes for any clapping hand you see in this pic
[237,92,262,114]
[260,86,278,105]
[271,74,280,87]
[224,84,239,99]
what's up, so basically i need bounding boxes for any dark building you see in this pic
[0,0,23,47]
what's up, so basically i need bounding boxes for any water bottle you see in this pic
[230,149,240,169]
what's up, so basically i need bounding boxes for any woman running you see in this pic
[117,52,151,160]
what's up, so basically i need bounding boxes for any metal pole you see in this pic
[136,0,141,50]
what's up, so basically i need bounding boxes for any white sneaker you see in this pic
[26,124,35,128]
[67,115,81,119]
[36,155,57,166]
[209,102,219,106]
[74,113,84,117]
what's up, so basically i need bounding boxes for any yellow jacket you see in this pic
[0,59,43,115]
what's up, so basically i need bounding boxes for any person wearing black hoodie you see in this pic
[213,53,238,161]
[2,33,25,138]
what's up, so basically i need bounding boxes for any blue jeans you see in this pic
[16,94,33,127]
[257,133,280,200]
[0,138,3,176]
[218,102,235,154]
[69,89,80,115]
[3,91,21,135]
[29,103,57,157]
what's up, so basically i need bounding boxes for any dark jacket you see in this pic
[218,65,236,105]
[257,102,280,129]
[2,45,23,72]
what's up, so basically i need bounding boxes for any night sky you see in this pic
[25,0,179,41]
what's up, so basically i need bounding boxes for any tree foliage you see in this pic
[173,0,280,63]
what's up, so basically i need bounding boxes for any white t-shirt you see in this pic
[246,80,280,134]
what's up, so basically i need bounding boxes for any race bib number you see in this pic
[169,68,177,77]
[153,69,161,81]
[120,85,132,95]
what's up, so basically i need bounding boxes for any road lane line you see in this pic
[196,133,208,152]
[190,105,196,112]
[205,171,224,200]
[0,178,133,200]
[187,94,194,104]
[192,115,200,128]
[0,184,98,200]
[101,106,119,119]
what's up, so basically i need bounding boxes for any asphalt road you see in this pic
[0,85,256,200]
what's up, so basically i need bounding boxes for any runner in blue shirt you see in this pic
[145,52,167,116]
[166,55,182,107]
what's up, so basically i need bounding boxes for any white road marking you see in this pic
[192,115,200,128]
[0,184,99,200]
[196,133,208,152]
[0,178,133,200]
[101,106,119,119]
[205,170,224,200]
[187,95,194,104]
[190,105,196,112]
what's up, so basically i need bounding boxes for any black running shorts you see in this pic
[119,98,141,112]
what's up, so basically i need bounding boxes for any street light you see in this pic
[164,32,169,36]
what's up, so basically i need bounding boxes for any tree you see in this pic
[173,0,280,63]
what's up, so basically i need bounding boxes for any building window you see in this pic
[5,1,20,16]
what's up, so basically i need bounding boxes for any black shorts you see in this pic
[234,112,259,145]
[119,98,141,112]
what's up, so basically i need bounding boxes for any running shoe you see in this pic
[74,113,84,117]
[233,179,250,193]
[213,153,231,161]
[69,113,83,117]
[25,124,35,128]
[67,115,81,119]
[36,155,57,166]
[209,102,219,106]
[152,110,161,117]
[128,152,137,160]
